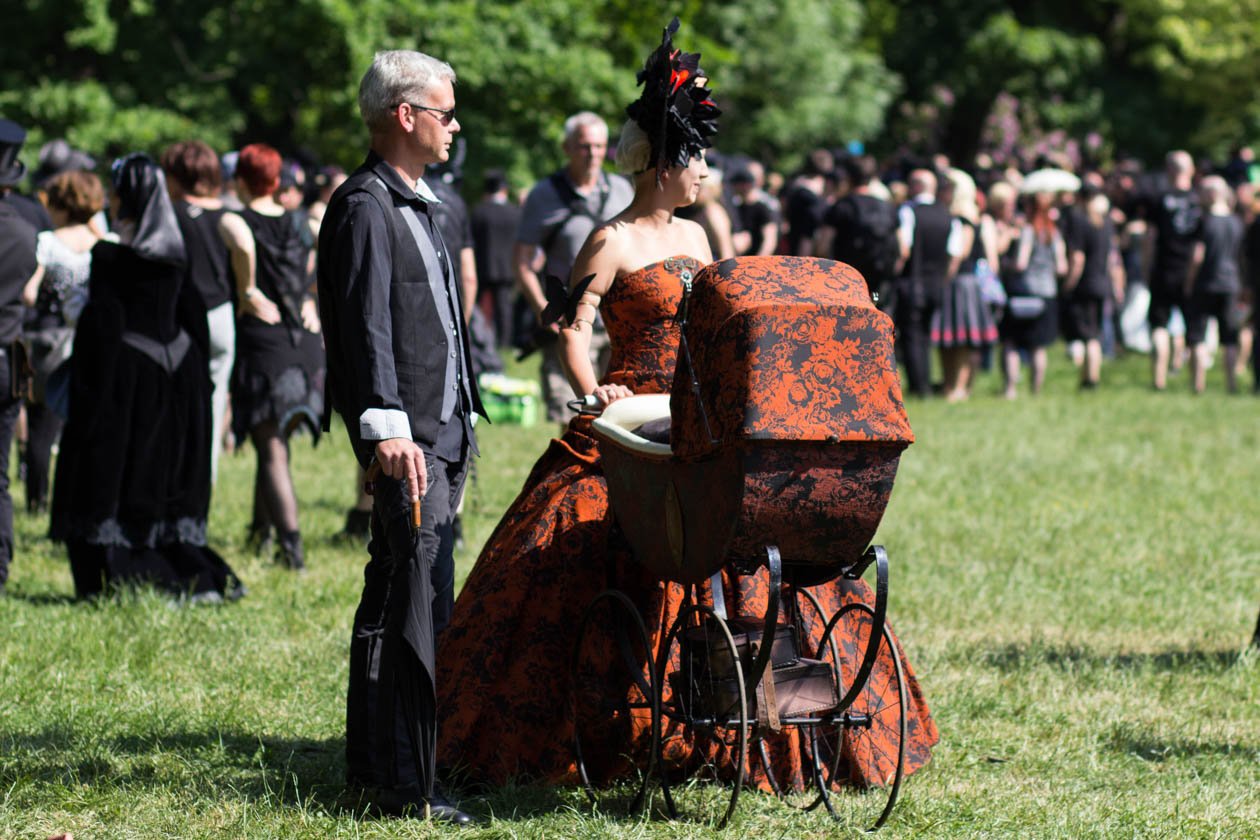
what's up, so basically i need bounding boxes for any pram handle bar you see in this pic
[567,394,603,415]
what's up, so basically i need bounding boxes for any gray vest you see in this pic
[384,178,473,422]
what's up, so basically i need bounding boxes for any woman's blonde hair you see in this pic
[616,119,652,175]
[987,180,1016,219]
[945,167,979,223]
[1199,175,1235,210]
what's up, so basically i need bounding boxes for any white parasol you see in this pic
[1019,167,1081,194]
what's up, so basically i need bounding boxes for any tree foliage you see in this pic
[2,0,1257,187]
[870,0,1260,165]
[1119,0,1260,154]
[0,0,889,187]
[694,0,893,167]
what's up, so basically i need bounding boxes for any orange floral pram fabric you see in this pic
[672,256,913,457]
[435,256,938,789]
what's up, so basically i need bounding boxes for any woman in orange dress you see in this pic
[436,19,937,791]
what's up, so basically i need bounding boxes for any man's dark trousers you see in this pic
[0,358,20,591]
[345,446,468,796]
[895,291,935,398]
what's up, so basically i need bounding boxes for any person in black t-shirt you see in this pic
[1186,176,1245,393]
[1062,190,1122,388]
[1059,189,1089,364]
[1146,151,1200,390]
[782,149,832,256]
[428,173,477,324]
[816,155,900,302]
[470,169,521,347]
[731,162,779,256]
[161,140,235,484]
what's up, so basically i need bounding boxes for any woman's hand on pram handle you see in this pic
[569,385,635,415]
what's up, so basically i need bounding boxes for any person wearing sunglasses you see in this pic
[317,49,485,825]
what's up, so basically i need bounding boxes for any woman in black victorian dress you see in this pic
[50,155,242,601]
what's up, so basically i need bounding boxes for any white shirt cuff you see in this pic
[947,219,966,257]
[359,408,412,441]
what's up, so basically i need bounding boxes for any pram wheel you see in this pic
[816,601,907,831]
[571,589,658,814]
[657,603,749,829]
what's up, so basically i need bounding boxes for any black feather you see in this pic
[539,273,598,326]
[625,17,721,185]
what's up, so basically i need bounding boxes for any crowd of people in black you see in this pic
[2,109,1259,602]
[700,145,1260,400]
[466,138,1260,406]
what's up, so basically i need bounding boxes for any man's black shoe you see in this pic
[350,784,479,825]
[427,791,477,826]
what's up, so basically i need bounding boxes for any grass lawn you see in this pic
[1,346,1257,839]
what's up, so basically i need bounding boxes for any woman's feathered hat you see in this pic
[625,17,720,183]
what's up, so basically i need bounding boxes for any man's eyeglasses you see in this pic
[396,102,457,126]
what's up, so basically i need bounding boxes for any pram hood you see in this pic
[670,256,914,459]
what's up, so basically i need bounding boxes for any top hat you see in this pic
[0,119,28,187]
[31,138,97,188]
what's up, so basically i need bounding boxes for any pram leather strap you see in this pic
[754,640,783,732]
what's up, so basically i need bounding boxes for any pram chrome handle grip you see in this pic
[567,394,603,415]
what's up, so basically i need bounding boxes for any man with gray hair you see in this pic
[317,49,484,824]
[514,111,633,427]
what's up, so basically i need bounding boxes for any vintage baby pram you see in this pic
[570,256,917,829]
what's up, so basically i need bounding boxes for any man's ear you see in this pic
[392,104,412,133]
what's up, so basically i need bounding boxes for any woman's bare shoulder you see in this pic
[572,220,631,293]
[672,216,714,263]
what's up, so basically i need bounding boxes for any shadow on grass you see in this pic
[2,591,77,605]
[0,726,578,823]
[0,727,347,813]
[1106,723,1260,763]
[980,642,1243,673]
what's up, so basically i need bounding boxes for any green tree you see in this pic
[1118,0,1260,156]
[1,0,901,189]
[866,0,1260,166]
[695,0,895,168]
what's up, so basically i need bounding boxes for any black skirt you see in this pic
[231,315,324,442]
[932,273,999,348]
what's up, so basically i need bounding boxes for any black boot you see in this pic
[277,530,305,571]
[246,521,274,557]
[342,507,371,539]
